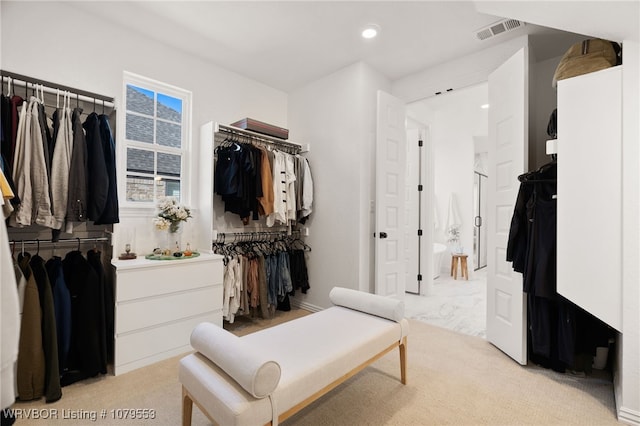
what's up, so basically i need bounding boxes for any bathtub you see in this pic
[433,243,447,279]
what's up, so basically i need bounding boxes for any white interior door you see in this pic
[486,47,528,365]
[375,90,407,299]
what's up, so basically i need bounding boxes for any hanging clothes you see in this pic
[15,253,45,401]
[222,257,242,323]
[94,114,119,225]
[28,253,62,403]
[267,150,287,227]
[87,248,112,366]
[215,139,312,226]
[50,93,73,232]
[256,147,274,216]
[45,256,72,376]
[83,112,109,223]
[66,107,88,225]
[0,200,20,411]
[61,249,106,385]
[506,162,612,373]
[10,97,55,228]
[297,156,313,223]
[215,235,310,322]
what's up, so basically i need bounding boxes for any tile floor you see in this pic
[405,266,487,339]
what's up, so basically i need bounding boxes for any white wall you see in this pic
[393,35,530,104]
[288,62,391,310]
[0,1,288,255]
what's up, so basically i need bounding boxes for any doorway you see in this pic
[404,82,488,339]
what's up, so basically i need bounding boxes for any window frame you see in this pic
[119,71,192,208]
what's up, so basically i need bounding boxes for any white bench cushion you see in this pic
[329,286,405,322]
[179,305,409,426]
[190,322,281,398]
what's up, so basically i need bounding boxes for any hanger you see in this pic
[518,159,557,183]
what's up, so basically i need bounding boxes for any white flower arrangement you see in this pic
[446,225,460,244]
[153,197,192,233]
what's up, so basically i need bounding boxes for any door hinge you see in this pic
[418,139,423,147]
[418,184,423,191]
[417,274,423,281]
[417,229,423,236]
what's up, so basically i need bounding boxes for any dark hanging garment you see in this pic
[66,108,88,223]
[506,183,534,273]
[36,102,53,181]
[523,186,557,299]
[87,249,112,367]
[1,94,11,169]
[50,108,61,167]
[10,95,24,166]
[28,254,62,403]
[45,257,72,375]
[214,144,242,196]
[61,250,105,385]
[83,112,108,222]
[94,114,119,224]
[289,249,310,295]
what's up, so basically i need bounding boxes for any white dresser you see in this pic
[111,253,224,375]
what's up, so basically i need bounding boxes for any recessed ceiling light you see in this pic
[480,104,490,109]
[362,24,380,39]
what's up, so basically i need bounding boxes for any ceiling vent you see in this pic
[476,19,525,41]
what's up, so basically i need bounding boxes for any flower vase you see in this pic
[168,223,182,252]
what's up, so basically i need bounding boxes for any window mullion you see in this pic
[123,74,189,205]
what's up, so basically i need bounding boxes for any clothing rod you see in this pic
[215,123,303,153]
[9,237,111,246]
[213,229,301,243]
[1,70,115,105]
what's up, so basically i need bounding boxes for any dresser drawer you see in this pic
[115,284,222,334]
[115,256,223,301]
[114,312,222,375]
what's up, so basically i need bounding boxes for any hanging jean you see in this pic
[276,251,292,301]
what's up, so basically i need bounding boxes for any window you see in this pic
[122,72,191,204]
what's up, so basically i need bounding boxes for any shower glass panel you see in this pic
[473,171,488,270]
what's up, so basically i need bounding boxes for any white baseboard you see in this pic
[619,407,640,426]
[291,299,323,313]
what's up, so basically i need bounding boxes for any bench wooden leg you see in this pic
[399,336,407,385]
[182,386,193,426]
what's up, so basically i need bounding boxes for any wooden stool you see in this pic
[450,254,468,280]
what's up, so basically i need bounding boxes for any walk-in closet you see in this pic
[1,71,118,405]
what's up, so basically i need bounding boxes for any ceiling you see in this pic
[72,1,589,92]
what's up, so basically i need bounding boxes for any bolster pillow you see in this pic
[190,322,281,398]
[329,287,405,322]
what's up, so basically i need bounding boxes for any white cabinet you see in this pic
[557,66,622,331]
[111,253,224,375]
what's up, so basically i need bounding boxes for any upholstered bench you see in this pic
[178,287,409,426]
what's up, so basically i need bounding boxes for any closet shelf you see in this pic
[215,122,308,153]
[1,69,115,106]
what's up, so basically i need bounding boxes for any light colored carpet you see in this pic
[9,308,621,425]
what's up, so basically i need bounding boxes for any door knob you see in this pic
[379,232,388,239]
